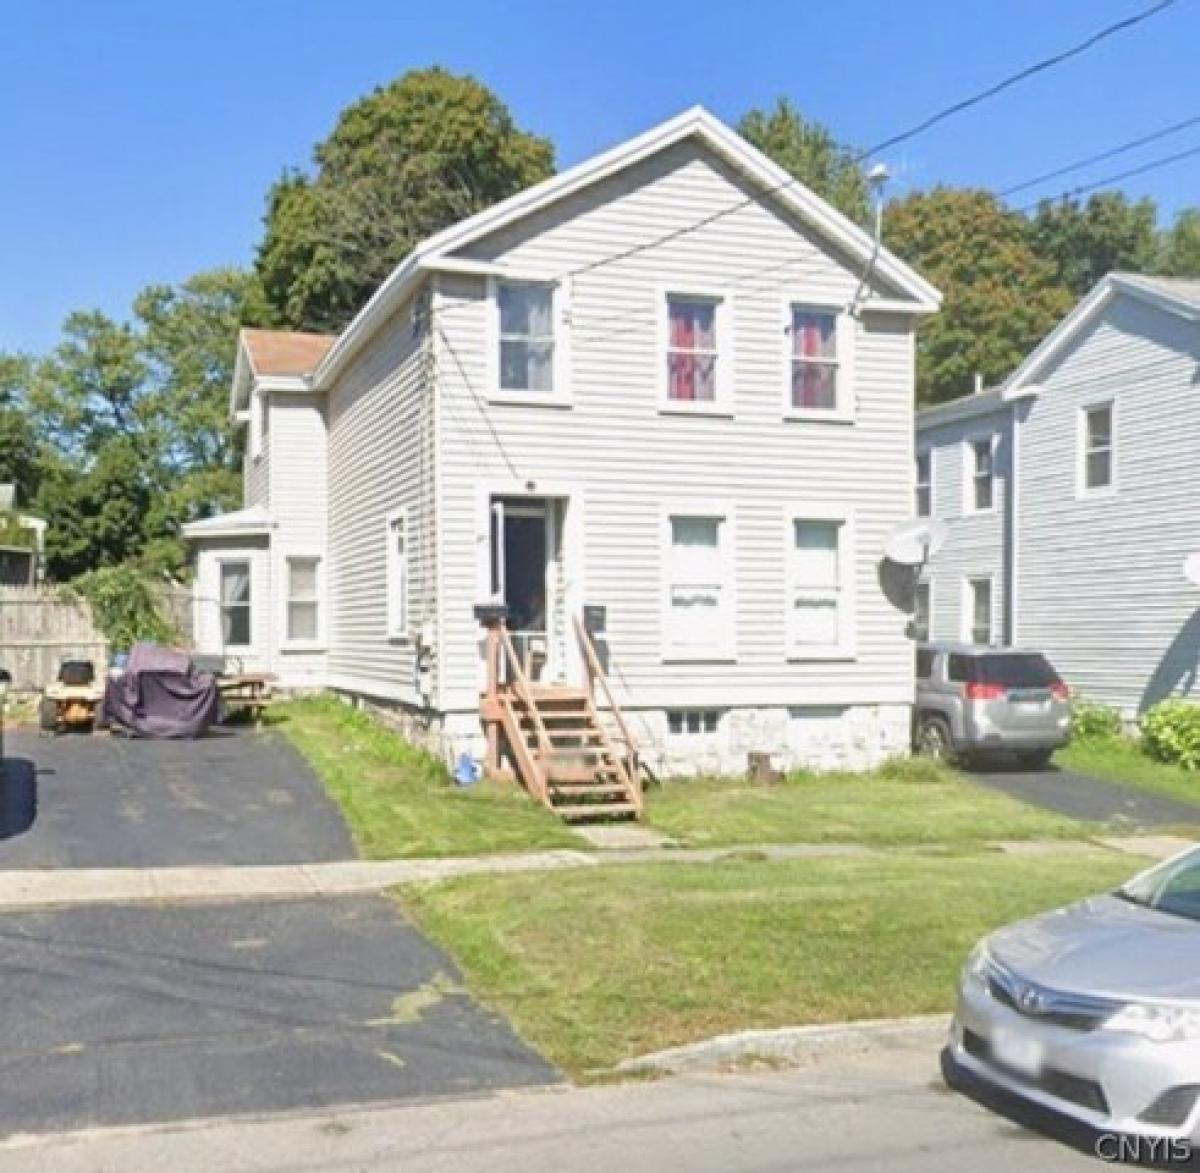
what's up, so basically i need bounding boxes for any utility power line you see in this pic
[1001,113,1200,197]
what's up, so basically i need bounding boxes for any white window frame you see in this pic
[963,575,995,646]
[217,558,253,650]
[781,299,855,423]
[658,289,733,416]
[277,551,324,651]
[660,504,736,663]
[385,506,411,642]
[915,449,933,518]
[963,433,998,515]
[1077,398,1117,498]
[913,578,932,643]
[484,276,572,407]
[249,389,267,460]
[785,504,857,661]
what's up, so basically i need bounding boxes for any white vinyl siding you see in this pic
[427,135,916,717]
[385,507,410,639]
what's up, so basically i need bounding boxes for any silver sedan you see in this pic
[945,845,1200,1145]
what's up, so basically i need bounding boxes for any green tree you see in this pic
[0,355,41,505]
[1026,192,1159,297]
[16,268,255,579]
[885,188,1073,406]
[1158,208,1200,276]
[738,99,871,226]
[256,67,555,332]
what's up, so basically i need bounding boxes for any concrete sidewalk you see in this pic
[0,835,1183,912]
[0,1044,1097,1173]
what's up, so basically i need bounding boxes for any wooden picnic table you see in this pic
[217,673,276,727]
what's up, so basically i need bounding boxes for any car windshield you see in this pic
[1119,849,1200,923]
[976,654,1061,688]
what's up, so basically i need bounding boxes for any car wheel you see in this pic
[917,715,955,762]
[1015,749,1054,770]
[38,697,58,734]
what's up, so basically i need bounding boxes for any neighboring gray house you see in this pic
[187,107,941,790]
[917,273,1200,717]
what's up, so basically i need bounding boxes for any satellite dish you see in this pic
[1184,552,1200,587]
[884,518,949,567]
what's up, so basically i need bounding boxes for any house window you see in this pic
[913,580,931,642]
[789,519,845,650]
[1082,403,1114,492]
[667,709,721,736]
[967,577,993,646]
[969,437,995,512]
[219,561,252,648]
[385,508,410,639]
[285,556,320,643]
[789,308,839,411]
[498,282,555,393]
[665,513,730,656]
[915,451,932,517]
[666,296,720,403]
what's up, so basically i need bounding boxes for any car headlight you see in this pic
[961,942,992,989]
[1103,1003,1200,1044]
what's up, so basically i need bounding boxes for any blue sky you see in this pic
[1,0,1195,353]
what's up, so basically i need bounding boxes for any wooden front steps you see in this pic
[480,619,643,823]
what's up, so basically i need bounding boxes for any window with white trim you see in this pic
[1081,402,1114,492]
[664,513,730,657]
[285,556,320,643]
[788,518,846,651]
[665,295,721,404]
[497,281,555,394]
[385,509,410,639]
[788,307,839,412]
[915,451,932,517]
[219,561,252,648]
[968,437,995,512]
[967,577,993,646]
[913,580,931,642]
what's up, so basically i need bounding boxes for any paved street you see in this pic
[0,727,355,866]
[0,1043,1109,1173]
[0,895,555,1136]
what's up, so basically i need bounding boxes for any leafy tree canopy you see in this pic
[1159,208,1200,276]
[885,188,1073,406]
[256,67,555,332]
[738,98,871,226]
[1026,192,1159,297]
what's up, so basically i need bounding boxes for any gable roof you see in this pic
[241,328,336,378]
[182,504,275,540]
[313,106,942,387]
[1004,271,1200,392]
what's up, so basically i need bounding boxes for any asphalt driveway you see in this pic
[969,761,1200,828]
[0,726,355,867]
[0,894,557,1136]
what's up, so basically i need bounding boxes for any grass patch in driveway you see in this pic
[645,757,1096,849]
[1057,737,1200,812]
[400,851,1137,1077]
[271,696,582,859]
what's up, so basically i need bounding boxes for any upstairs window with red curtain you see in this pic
[790,308,839,411]
[666,297,718,403]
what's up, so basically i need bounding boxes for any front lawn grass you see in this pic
[1057,736,1200,811]
[400,851,1138,1077]
[271,696,583,858]
[645,757,1096,849]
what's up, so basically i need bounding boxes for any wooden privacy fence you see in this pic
[0,585,107,692]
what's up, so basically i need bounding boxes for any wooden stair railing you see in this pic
[478,613,642,821]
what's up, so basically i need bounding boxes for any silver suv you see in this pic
[914,643,1071,768]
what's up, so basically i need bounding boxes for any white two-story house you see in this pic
[187,107,940,788]
[917,273,1200,718]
